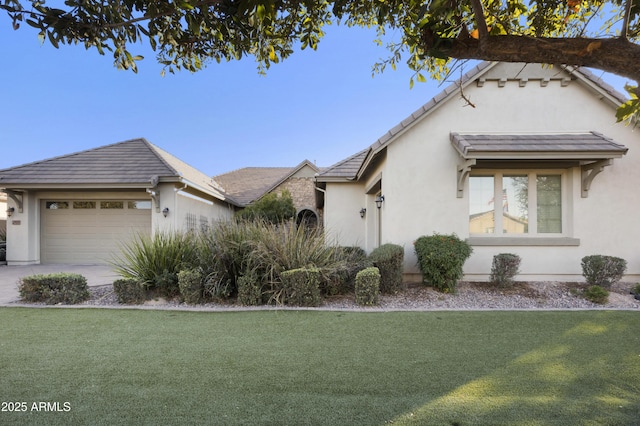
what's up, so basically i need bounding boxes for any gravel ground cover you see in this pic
[68,280,640,311]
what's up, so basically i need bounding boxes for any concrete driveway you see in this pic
[0,264,119,305]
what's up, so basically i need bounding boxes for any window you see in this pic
[469,172,563,235]
[45,201,69,209]
[100,201,124,209]
[73,201,96,209]
[128,201,152,210]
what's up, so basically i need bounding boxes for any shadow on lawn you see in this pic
[391,312,640,425]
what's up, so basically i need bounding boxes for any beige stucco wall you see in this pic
[323,182,366,247]
[151,184,235,234]
[326,63,640,281]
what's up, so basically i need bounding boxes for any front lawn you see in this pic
[0,308,638,425]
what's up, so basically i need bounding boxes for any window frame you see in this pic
[468,169,569,239]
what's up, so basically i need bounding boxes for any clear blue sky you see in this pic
[0,20,631,175]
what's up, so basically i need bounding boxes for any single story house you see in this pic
[214,160,324,227]
[0,139,239,265]
[316,62,640,281]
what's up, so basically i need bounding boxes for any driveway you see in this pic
[0,264,119,305]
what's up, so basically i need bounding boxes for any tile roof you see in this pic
[317,149,369,180]
[451,132,629,158]
[214,167,295,205]
[0,138,235,203]
[215,160,322,204]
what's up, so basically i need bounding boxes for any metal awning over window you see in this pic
[451,132,628,198]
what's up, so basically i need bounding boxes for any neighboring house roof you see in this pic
[215,160,321,205]
[0,138,238,205]
[451,132,629,160]
[318,61,628,181]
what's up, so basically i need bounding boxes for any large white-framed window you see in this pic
[469,171,565,236]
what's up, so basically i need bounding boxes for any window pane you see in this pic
[128,201,152,210]
[73,201,96,209]
[100,201,124,209]
[469,176,495,234]
[537,175,562,233]
[503,176,528,234]
[45,201,69,209]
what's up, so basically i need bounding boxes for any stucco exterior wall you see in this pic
[323,182,366,247]
[327,63,640,281]
[176,190,234,233]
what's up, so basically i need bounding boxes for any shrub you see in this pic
[112,231,198,298]
[355,267,380,306]
[584,285,609,304]
[581,255,627,288]
[237,270,262,306]
[235,190,296,224]
[490,253,521,288]
[18,273,90,304]
[113,278,146,304]
[195,220,358,304]
[322,246,371,296]
[414,233,473,293]
[280,268,322,306]
[178,269,204,305]
[368,244,405,294]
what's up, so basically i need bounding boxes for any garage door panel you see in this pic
[42,200,152,264]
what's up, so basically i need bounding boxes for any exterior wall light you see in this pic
[359,208,366,218]
[375,195,385,209]
[162,207,169,218]
[6,207,15,217]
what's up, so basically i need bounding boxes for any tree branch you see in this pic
[433,35,640,84]
[469,0,489,41]
[621,0,633,40]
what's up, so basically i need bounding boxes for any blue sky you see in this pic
[0,20,631,175]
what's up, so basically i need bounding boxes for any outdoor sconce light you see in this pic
[6,207,15,217]
[359,208,366,218]
[375,195,385,209]
[162,207,169,218]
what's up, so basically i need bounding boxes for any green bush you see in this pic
[414,233,473,293]
[490,253,521,288]
[584,285,609,304]
[355,267,380,306]
[368,244,405,294]
[632,283,640,295]
[178,269,204,304]
[581,255,627,288]
[112,231,198,298]
[235,190,296,224]
[18,273,90,305]
[113,278,146,304]
[322,246,371,296]
[237,270,262,306]
[280,268,322,306]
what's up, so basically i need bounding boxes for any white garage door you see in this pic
[41,200,152,264]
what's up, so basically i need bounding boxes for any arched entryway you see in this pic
[296,209,318,228]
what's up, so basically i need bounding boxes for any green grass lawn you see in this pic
[0,308,638,425]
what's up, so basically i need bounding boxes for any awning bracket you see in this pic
[457,159,476,198]
[581,159,612,198]
[6,190,24,213]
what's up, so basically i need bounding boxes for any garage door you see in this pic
[41,200,152,264]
